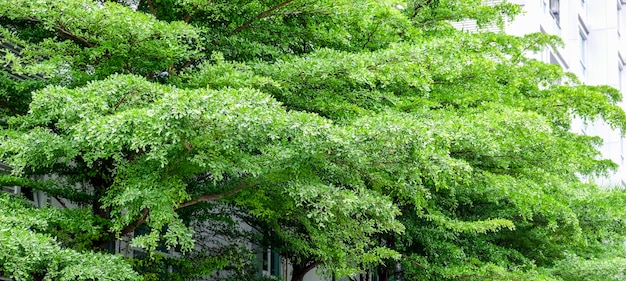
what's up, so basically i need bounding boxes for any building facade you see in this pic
[454,0,626,186]
[507,0,626,187]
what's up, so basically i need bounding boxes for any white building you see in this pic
[500,0,626,187]
[454,0,626,186]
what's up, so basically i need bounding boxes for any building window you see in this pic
[104,240,117,254]
[617,63,626,168]
[579,31,587,77]
[550,0,560,24]
[134,224,169,253]
[619,63,624,92]
[621,127,625,166]
[260,248,281,277]
[619,2,623,36]
[580,0,587,19]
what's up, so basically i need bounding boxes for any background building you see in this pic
[514,0,626,187]
[456,0,626,187]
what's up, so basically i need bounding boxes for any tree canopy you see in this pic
[2,0,626,281]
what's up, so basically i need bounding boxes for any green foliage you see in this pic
[0,0,199,82]
[1,0,626,280]
[0,193,140,281]
[551,255,626,281]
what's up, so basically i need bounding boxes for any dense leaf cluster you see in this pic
[1,0,626,281]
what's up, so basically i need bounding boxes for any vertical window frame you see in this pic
[579,30,588,77]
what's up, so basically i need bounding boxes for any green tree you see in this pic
[1,0,626,281]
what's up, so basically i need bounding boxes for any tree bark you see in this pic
[291,260,319,281]
[377,265,390,281]
[175,181,252,209]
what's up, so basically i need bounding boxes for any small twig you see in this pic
[127,148,145,163]
[410,0,436,20]
[362,21,381,50]
[123,63,135,74]
[181,58,196,69]
[176,182,252,209]
[113,95,127,111]
[412,260,427,269]
[228,0,295,36]
[183,140,193,152]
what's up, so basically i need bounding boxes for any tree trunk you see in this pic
[291,260,319,281]
[377,265,390,281]
[291,271,306,281]
[31,273,44,281]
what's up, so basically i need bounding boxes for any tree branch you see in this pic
[301,260,320,277]
[55,25,96,48]
[410,0,436,20]
[411,260,426,269]
[450,150,547,163]
[0,175,95,203]
[146,0,157,17]
[0,99,21,115]
[113,95,128,111]
[119,208,150,237]
[26,17,96,48]
[176,182,252,209]
[228,0,295,36]
[361,21,381,50]
[183,5,199,23]
[457,273,493,280]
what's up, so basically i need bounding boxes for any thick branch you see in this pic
[183,5,199,23]
[55,24,96,48]
[302,261,320,276]
[229,0,295,36]
[410,0,436,20]
[0,99,21,115]
[176,182,251,209]
[292,260,320,281]
[26,17,96,48]
[0,175,94,203]
[119,208,150,237]
[146,0,157,17]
